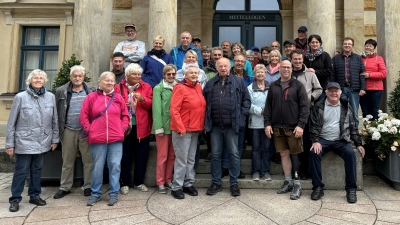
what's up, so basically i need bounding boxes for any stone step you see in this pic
[194,174,313,189]
[196,159,284,175]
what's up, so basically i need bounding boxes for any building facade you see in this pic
[0,0,398,121]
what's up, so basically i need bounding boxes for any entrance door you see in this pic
[212,0,281,49]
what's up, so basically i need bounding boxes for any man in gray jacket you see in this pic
[53,65,96,199]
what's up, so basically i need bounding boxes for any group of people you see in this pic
[5,23,387,212]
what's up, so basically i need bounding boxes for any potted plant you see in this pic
[361,73,400,190]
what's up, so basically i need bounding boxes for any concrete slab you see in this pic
[0,216,25,225]
[373,200,400,211]
[89,206,148,222]
[376,209,400,224]
[363,186,400,201]
[25,205,89,223]
[321,190,373,205]
[316,208,376,224]
[0,202,36,218]
[24,216,89,225]
[306,214,362,225]
[91,212,156,225]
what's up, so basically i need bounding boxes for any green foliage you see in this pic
[388,71,400,119]
[50,54,91,93]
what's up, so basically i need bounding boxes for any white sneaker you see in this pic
[165,182,173,190]
[252,173,260,181]
[134,184,149,192]
[158,185,167,194]
[265,173,272,181]
[120,186,129,195]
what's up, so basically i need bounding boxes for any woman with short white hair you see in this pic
[6,69,59,212]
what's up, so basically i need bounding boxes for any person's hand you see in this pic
[361,72,370,78]
[359,90,366,96]
[134,92,144,101]
[357,146,365,158]
[51,143,58,151]
[6,147,14,156]
[293,126,303,138]
[179,132,186,137]
[307,68,315,73]
[157,133,164,137]
[311,142,322,154]
[265,126,273,139]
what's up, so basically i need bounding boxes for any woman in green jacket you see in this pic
[152,64,178,194]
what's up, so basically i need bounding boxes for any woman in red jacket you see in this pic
[79,71,130,206]
[169,63,206,199]
[360,39,387,120]
[114,63,153,194]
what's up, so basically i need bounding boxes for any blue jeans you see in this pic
[221,126,245,169]
[9,153,45,203]
[309,138,357,191]
[360,90,383,120]
[90,142,123,197]
[210,126,240,186]
[342,87,360,127]
[251,129,270,175]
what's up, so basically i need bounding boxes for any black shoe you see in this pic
[53,190,71,199]
[346,190,357,203]
[230,184,241,197]
[238,171,245,179]
[221,168,229,178]
[277,180,294,194]
[183,186,198,196]
[29,198,46,206]
[84,188,92,196]
[206,183,223,195]
[171,189,185,199]
[290,184,302,200]
[311,187,324,200]
[9,202,19,212]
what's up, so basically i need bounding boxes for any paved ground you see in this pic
[0,173,399,224]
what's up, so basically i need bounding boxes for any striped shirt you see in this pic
[65,90,86,130]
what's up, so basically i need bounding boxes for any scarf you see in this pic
[269,63,280,75]
[126,83,139,115]
[152,49,165,59]
[305,47,324,62]
[29,85,46,96]
[162,78,177,90]
[361,52,377,58]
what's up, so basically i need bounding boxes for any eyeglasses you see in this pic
[234,60,245,64]
[280,66,292,70]
[165,73,176,76]
[271,46,279,48]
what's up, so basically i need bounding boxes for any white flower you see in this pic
[391,146,397,151]
[366,115,373,119]
[394,141,399,147]
[372,131,381,140]
[391,119,400,127]
[369,127,378,133]
[389,126,398,134]
[377,124,389,133]
[378,110,383,113]
[384,120,393,128]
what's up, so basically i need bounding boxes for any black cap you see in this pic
[192,37,201,42]
[326,82,341,89]
[298,26,308,32]
[250,46,260,51]
[283,39,295,46]
[124,24,136,30]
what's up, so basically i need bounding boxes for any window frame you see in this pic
[19,26,60,91]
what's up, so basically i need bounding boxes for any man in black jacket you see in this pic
[264,60,309,200]
[331,37,366,127]
[309,82,365,203]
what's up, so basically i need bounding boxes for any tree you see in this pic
[51,54,90,93]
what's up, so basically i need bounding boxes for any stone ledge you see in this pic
[365,24,377,36]
[113,0,132,9]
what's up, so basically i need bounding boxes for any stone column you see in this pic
[148,0,177,53]
[73,0,112,81]
[292,0,307,37]
[376,0,400,111]
[344,0,364,54]
[307,0,336,56]
[280,10,293,40]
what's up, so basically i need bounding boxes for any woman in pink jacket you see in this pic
[79,71,130,207]
[360,39,387,120]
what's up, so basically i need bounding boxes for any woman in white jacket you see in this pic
[247,64,271,181]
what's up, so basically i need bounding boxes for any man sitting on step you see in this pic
[309,82,365,203]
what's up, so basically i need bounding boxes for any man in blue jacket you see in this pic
[170,31,202,70]
[203,57,251,197]
[331,37,366,127]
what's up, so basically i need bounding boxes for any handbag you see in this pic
[81,93,115,138]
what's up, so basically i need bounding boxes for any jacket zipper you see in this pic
[105,96,109,144]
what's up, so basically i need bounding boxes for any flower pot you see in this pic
[376,149,400,190]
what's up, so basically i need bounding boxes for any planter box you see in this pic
[376,150,400,190]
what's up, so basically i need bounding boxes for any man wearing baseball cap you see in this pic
[295,26,308,53]
[191,37,201,50]
[309,82,365,204]
[250,46,260,66]
[113,24,146,68]
[282,40,296,61]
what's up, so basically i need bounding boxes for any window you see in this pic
[20,27,60,91]
[216,0,280,11]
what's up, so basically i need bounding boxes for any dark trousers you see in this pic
[309,138,357,191]
[360,90,383,120]
[120,125,150,186]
